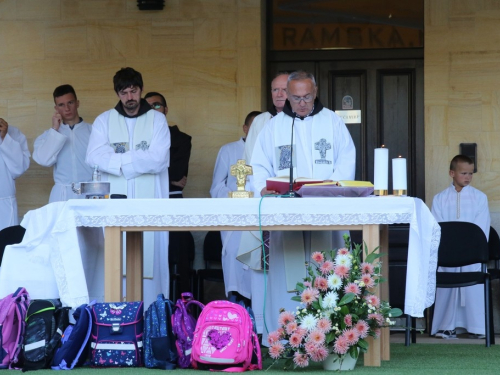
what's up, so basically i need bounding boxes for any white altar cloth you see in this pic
[0,197,439,315]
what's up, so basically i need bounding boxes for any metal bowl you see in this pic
[72,181,111,197]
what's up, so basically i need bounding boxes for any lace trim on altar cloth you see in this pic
[73,212,414,228]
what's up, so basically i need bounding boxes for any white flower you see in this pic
[335,254,352,267]
[300,314,318,331]
[322,291,339,309]
[327,274,342,290]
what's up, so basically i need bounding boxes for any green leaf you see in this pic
[295,283,305,292]
[357,338,369,349]
[291,296,301,302]
[364,251,385,264]
[389,308,403,317]
[338,293,355,305]
[349,346,359,359]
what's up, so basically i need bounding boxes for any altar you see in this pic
[0,196,440,367]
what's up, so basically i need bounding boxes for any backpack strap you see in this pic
[69,305,92,369]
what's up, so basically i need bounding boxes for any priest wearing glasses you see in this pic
[251,70,356,344]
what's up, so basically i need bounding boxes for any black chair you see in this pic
[0,225,26,264]
[433,221,493,347]
[169,231,196,302]
[488,226,500,279]
[196,231,224,304]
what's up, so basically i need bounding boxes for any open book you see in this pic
[266,177,324,194]
[304,180,374,187]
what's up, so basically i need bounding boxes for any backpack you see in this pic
[51,302,94,370]
[191,300,262,372]
[0,287,30,369]
[22,299,71,372]
[172,292,204,368]
[90,301,144,367]
[143,294,177,369]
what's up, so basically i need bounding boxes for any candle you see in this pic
[374,147,389,195]
[392,156,407,194]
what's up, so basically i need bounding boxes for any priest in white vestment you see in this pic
[86,67,171,308]
[33,85,93,203]
[431,155,490,338]
[251,71,355,342]
[210,111,261,304]
[0,118,30,231]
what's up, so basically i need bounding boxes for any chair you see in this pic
[487,226,500,345]
[169,231,196,302]
[0,225,26,264]
[433,221,493,347]
[196,231,224,304]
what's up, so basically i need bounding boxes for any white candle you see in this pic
[374,147,389,191]
[392,156,407,191]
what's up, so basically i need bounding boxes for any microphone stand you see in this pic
[282,115,299,198]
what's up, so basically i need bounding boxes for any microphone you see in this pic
[283,114,300,198]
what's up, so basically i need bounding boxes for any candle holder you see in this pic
[393,189,407,196]
[374,189,388,196]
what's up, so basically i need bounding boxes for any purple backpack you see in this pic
[0,287,30,369]
[172,292,204,368]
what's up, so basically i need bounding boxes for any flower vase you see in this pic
[322,350,359,371]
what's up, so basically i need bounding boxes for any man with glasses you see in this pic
[144,92,192,198]
[33,84,93,203]
[251,70,356,343]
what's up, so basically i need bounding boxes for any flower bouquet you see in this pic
[267,234,402,370]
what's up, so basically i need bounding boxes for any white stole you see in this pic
[108,109,156,279]
[273,109,335,291]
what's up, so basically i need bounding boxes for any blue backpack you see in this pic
[143,294,177,369]
[51,302,93,370]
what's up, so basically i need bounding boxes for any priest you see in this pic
[251,70,356,342]
[86,67,171,307]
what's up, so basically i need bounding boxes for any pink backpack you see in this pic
[191,300,261,372]
[0,287,30,369]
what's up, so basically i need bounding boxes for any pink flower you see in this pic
[286,321,298,335]
[337,248,349,255]
[374,328,381,338]
[361,262,375,275]
[293,353,309,368]
[269,341,285,359]
[310,345,329,362]
[301,287,319,305]
[314,277,329,291]
[344,282,361,295]
[361,274,375,288]
[355,320,370,338]
[307,329,325,345]
[289,333,303,348]
[303,281,312,288]
[342,328,360,345]
[317,318,332,333]
[312,252,324,264]
[335,264,350,279]
[304,341,317,356]
[267,331,281,344]
[365,294,380,308]
[333,335,349,355]
[295,327,308,339]
[320,261,334,274]
[368,313,385,325]
[344,314,353,327]
[278,311,295,326]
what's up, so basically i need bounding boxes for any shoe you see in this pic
[468,333,485,339]
[434,330,445,338]
[440,330,457,339]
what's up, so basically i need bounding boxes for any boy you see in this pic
[431,154,490,339]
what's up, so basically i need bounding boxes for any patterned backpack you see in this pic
[191,300,261,372]
[143,294,177,369]
[0,287,30,369]
[172,292,204,368]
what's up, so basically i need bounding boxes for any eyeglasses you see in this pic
[289,95,314,103]
[150,102,164,110]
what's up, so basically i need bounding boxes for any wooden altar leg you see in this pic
[126,231,144,302]
[104,227,123,302]
[379,225,390,361]
[362,224,381,367]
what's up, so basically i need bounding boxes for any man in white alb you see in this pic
[210,111,261,305]
[0,117,30,231]
[33,84,93,203]
[86,67,171,307]
[251,70,356,342]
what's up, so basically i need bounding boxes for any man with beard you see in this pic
[86,67,171,307]
[251,70,355,343]
[33,84,93,203]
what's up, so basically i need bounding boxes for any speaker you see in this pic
[137,0,164,10]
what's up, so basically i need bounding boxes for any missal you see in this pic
[266,176,324,194]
